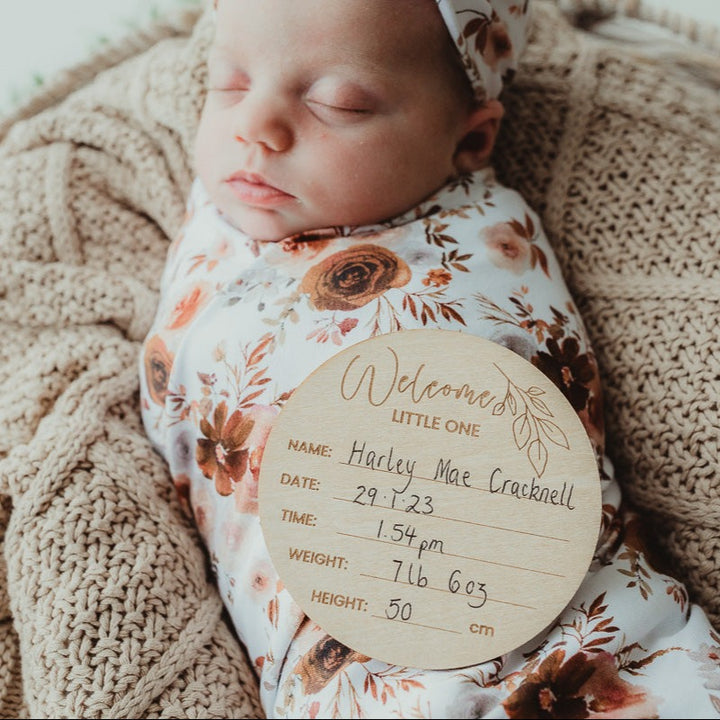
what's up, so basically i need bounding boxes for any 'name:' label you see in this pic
[259,330,601,670]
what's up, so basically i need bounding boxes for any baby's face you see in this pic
[195,0,474,241]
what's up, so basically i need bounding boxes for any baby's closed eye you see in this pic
[306,99,373,118]
[304,82,379,124]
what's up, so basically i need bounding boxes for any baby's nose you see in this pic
[233,92,292,153]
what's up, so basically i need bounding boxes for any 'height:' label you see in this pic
[258,330,601,670]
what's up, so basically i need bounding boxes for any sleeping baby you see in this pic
[139,1,720,717]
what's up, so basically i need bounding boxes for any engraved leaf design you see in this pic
[537,417,570,449]
[512,412,531,450]
[492,402,505,416]
[530,395,552,416]
[527,438,548,477]
[525,385,545,397]
[507,392,517,415]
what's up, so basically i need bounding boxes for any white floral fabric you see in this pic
[140,170,720,719]
[435,0,530,100]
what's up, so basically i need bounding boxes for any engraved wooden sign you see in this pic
[258,329,601,669]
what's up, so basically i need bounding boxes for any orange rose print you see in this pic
[166,283,210,330]
[143,334,174,405]
[299,244,411,311]
[484,222,531,274]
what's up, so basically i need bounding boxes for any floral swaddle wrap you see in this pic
[140,170,720,719]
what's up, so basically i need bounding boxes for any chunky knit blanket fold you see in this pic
[0,2,717,717]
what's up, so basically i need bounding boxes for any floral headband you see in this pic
[435,0,531,101]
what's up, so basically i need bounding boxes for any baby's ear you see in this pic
[453,100,505,174]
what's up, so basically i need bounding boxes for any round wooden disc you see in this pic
[258,329,601,670]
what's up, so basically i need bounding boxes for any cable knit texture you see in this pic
[0,2,717,717]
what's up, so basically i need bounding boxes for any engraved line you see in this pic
[370,614,462,635]
[336,531,565,578]
[360,572,536,610]
[332,496,568,543]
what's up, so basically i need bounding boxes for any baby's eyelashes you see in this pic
[304,77,380,123]
[206,87,248,108]
[206,62,251,94]
[305,99,374,124]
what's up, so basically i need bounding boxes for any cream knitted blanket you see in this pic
[0,2,717,717]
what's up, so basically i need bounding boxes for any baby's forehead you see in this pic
[210,0,529,101]
[209,2,451,72]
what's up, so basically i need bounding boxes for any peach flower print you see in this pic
[234,404,279,515]
[187,235,236,274]
[484,222,531,274]
[217,519,248,569]
[172,473,192,517]
[190,485,214,543]
[299,244,411,311]
[221,520,246,554]
[248,558,276,598]
[143,334,174,405]
[166,282,211,330]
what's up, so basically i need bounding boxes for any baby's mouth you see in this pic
[225,171,295,208]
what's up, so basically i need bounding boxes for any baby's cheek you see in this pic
[194,106,225,185]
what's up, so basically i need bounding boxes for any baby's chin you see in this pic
[220,205,338,243]
[217,205,300,243]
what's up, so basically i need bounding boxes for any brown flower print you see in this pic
[299,244,411,311]
[483,12,513,72]
[293,635,371,695]
[533,337,595,413]
[577,361,605,455]
[456,10,513,75]
[196,401,255,496]
[503,649,657,719]
[281,232,334,254]
[143,334,174,406]
[484,222,531,275]
[422,268,453,288]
